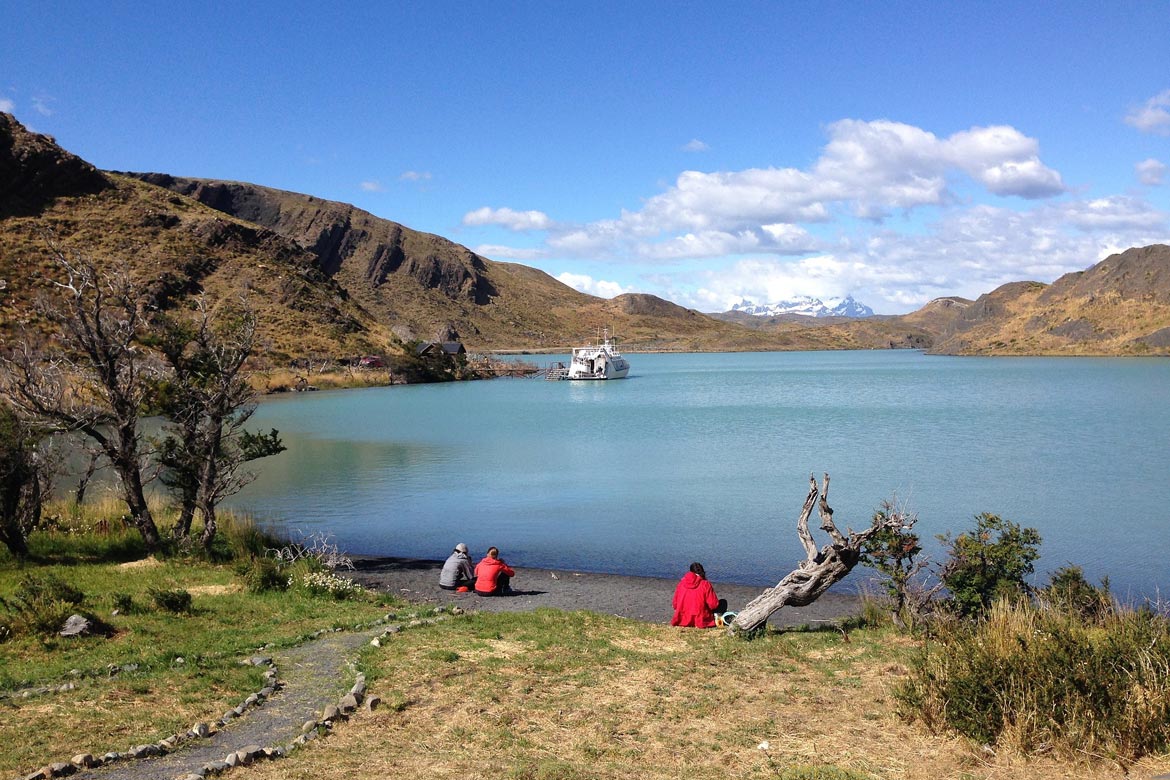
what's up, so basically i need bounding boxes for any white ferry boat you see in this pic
[565,329,630,380]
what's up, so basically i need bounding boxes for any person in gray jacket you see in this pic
[439,543,474,590]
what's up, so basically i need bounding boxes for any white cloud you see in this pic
[556,272,628,298]
[31,95,52,116]
[639,120,1062,239]
[1060,195,1167,231]
[1137,158,1167,186]
[463,206,552,231]
[472,244,547,261]
[503,119,1064,263]
[664,194,1169,314]
[637,224,819,260]
[1125,89,1170,135]
[399,170,432,182]
[681,138,710,152]
[0,98,14,113]
[360,180,385,192]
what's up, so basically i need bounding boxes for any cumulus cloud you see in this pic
[1125,89,1170,135]
[626,120,1063,242]
[666,194,1169,314]
[31,95,52,116]
[0,98,14,113]
[556,272,628,298]
[463,206,552,231]
[360,180,385,192]
[681,138,710,152]
[399,170,432,181]
[1060,195,1167,231]
[637,224,819,260]
[1137,158,1167,186]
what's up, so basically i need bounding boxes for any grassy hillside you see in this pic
[930,245,1170,355]
[1,116,408,367]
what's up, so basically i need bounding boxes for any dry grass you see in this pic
[243,610,1166,780]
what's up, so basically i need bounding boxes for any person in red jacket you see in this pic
[671,562,720,627]
[474,546,515,596]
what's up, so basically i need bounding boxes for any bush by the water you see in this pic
[897,597,1170,763]
[937,512,1041,617]
[243,556,291,593]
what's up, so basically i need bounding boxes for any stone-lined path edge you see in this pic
[14,607,460,780]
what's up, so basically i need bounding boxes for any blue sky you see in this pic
[4,2,1169,313]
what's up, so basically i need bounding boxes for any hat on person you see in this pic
[454,543,468,554]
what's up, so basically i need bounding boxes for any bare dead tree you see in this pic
[729,473,903,634]
[0,251,163,550]
[73,445,105,505]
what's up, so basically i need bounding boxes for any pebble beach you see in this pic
[349,556,862,628]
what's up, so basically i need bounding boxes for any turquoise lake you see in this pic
[229,350,1170,598]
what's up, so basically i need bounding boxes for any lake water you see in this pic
[229,350,1170,599]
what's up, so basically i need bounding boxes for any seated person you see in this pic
[474,546,515,596]
[671,562,720,628]
[439,542,474,590]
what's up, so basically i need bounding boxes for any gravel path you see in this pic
[349,556,862,628]
[69,626,383,780]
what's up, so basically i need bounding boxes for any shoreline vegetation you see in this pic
[1,504,1168,780]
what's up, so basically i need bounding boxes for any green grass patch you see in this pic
[0,549,402,775]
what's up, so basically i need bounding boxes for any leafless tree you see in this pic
[150,298,283,548]
[0,250,163,549]
[73,444,105,505]
[729,473,903,634]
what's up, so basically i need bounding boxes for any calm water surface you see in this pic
[229,351,1170,597]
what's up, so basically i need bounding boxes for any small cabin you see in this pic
[416,341,466,358]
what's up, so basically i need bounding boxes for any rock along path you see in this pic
[66,625,386,780]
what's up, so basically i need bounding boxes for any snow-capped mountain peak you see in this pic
[730,295,874,318]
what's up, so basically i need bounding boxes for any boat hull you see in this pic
[567,360,629,380]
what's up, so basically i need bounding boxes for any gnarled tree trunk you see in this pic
[729,473,897,634]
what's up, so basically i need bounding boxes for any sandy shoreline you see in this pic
[348,556,862,628]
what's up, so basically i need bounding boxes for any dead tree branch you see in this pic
[729,472,901,635]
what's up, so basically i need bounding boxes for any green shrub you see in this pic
[13,573,85,606]
[1040,564,1113,622]
[937,513,1041,617]
[244,556,290,593]
[111,592,135,614]
[897,599,1170,762]
[0,573,88,636]
[149,587,192,614]
[859,500,928,628]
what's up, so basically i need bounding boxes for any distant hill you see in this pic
[929,245,1170,355]
[0,113,401,364]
